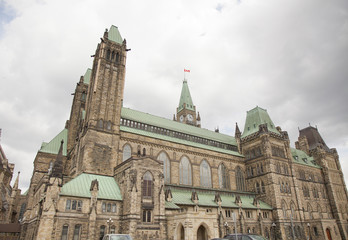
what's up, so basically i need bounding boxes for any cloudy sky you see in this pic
[0,0,347,191]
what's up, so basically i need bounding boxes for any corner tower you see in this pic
[175,79,201,127]
[73,26,128,176]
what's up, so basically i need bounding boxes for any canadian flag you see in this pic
[184,69,190,72]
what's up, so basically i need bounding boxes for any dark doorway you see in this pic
[197,225,208,240]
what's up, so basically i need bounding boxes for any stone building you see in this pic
[19,26,348,240]
[0,139,22,239]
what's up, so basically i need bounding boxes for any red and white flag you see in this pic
[184,69,190,72]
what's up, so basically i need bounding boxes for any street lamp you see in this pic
[107,218,113,234]
[307,223,311,240]
[272,223,276,240]
[224,222,229,235]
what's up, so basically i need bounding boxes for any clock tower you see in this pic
[175,79,201,127]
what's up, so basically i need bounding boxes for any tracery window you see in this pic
[142,171,153,197]
[282,201,287,218]
[200,159,212,187]
[219,163,230,189]
[290,203,297,220]
[179,156,192,185]
[235,166,245,191]
[122,144,131,161]
[157,152,170,183]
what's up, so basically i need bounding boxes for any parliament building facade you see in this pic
[18,26,348,240]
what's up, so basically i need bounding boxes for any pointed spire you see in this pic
[50,140,64,179]
[177,80,195,113]
[235,122,241,138]
[197,112,201,121]
[13,171,20,190]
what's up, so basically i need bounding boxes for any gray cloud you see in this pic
[0,0,347,191]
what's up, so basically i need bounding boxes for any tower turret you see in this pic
[175,79,200,127]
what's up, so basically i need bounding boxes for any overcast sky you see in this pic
[0,0,347,191]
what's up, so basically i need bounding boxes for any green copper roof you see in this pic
[60,173,122,200]
[108,25,123,44]
[39,128,68,156]
[178,80,195,113]
[121,108,236,145]
[83,68,91,84]
[241,106,279,138]
[291,148,321,169]
[121,126,241,156]
[167,188,272,210]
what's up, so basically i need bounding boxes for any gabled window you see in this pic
[200,159,212,188]
[179,156,192,185]
[142,171,153,197]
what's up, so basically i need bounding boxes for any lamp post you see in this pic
[107,218,113,234]
[224,222,229,235]
[307,223,311,240]
[272,223,276,240]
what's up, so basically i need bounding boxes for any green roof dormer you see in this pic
[177,80,195,113]
[241,106,279,138]
[108,25,123,44]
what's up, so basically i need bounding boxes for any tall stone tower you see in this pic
[73,26,128,176]
[175,79,201,127]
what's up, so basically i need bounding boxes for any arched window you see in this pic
[106,121,112,130]
[99,225,106,240]
[142,148,146,156]
[110,225,115,234]
[106,49,111,60]
[116,52,120,62]
[157,152,171,183]
[200,159,212,187]
[73,225,81,240]
[179,156,192,185]
[111,51,115,60]
[122,144,131,161]
[218,163,230,189]
[290,203,297,220]
[98,119,103,129]
[61,225,69,240]
[235,167,245,191]
[142,171,153,197]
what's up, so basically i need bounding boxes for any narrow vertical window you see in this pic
[142,171,153,197]
[106,49,111,60]
[99,225,106,240]
[200,159,212,187]
[179,156,192,185]
[235,166,245,191]
[219,163,229,189]
[66,200,71,210]
[123,144,131,161]
[61,225,69,240]
[112,203,116,213]
[157,152,171,183]
[73,225,81,240]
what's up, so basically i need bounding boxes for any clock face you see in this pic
[179,115,184,122]
[187,114,193,121]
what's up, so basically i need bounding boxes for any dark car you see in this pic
[223,233,267,240]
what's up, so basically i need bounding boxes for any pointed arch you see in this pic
[122,144,131,161]
[179,156,192,185]
[142,171,153,197]
[200,159,212,187]
[317,203,323,218]
[290,201,297,220]
[235,166,245,191]
[218,163,230,189]
[307,203,313,219]
[176,222,185,240]
[157,151,171,183]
